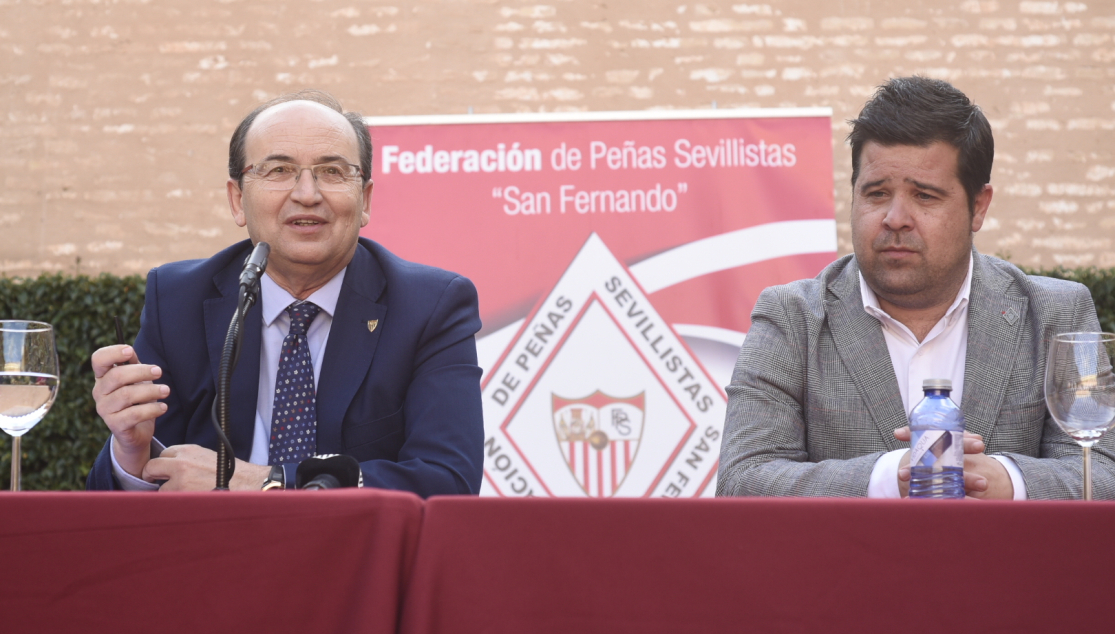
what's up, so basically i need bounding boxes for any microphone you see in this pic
[240,241,269,294]
[212,240,270,490]
[295,454,364,490]
[240,241,269,287]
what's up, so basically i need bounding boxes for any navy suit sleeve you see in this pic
[86,267,186,490]
[356,275,484,497]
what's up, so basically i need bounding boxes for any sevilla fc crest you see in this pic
[553,391,645,498]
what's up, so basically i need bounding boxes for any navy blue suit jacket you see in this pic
[87,238,484,497]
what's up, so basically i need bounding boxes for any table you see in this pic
[7,492,1114,633]
[1,489,422,634]
[399,497,1115,634]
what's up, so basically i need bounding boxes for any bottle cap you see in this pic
[922,378,952,390]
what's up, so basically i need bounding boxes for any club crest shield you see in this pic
[480,233,729,498]
[553,391,645,498]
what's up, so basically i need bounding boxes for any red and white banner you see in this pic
[364,109,835,497]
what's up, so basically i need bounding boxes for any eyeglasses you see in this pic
[241,161,363,192]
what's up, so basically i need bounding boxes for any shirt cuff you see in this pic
[109,438,166,492]
[990,454,1028,500]
[868,449,908,498]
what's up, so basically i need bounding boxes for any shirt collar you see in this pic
[260,266,347,327]
[859,254,973,326]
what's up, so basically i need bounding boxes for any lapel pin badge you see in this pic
[367,319,379,333]
[1001,307,1019,325]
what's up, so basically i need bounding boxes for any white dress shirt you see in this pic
[111,267,346,489]
[863,257,1027,499]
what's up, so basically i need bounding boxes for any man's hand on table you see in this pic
[92,345,168,479]
[144,444,271,491]
[960,453,1014,499]
[893,426,1001,498]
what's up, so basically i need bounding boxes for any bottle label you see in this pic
[909,429,964,469]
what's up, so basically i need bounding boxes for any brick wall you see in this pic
[1,0,1112,276]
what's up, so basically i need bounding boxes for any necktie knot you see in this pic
[286,301,321,337]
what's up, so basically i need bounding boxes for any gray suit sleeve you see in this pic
[1004,284,1115,500]
[717,288,880,497]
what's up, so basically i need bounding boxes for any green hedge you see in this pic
[1,266,1113,490]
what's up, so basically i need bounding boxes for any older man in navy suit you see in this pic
[86,90,482,495]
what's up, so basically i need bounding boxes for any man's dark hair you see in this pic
[848,76,993,210]
[228,89,372,186]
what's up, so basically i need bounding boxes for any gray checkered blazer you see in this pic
[717,251,1115,499]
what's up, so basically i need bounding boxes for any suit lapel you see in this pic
[961,253,1027,444]
[315,245,387,454]
[202,251,261,461]
[825,260,909,450]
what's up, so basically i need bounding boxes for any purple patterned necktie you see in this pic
[269,301,322,465]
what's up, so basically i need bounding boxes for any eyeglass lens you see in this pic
[253,163,359,191]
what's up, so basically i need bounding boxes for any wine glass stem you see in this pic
[10,434,19,492]
[1084,445,1093,502]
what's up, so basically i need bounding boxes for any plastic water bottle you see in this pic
[908,378,965,499]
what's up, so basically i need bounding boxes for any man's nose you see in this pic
[289,167,323,201]
[881,194,915,231]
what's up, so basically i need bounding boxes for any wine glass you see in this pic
[1044,332,1115,501]
[0,321,59,491]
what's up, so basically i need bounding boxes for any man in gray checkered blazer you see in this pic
[717,76,1114,500]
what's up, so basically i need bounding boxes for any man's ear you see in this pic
[227,179,247,228]
[970,183,993,232]
[360,179,373,228]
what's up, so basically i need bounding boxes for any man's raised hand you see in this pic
[91,345,168,479]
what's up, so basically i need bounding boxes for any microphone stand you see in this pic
[212,242,269,490]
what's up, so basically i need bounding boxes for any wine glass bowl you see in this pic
[0,373,58,436]
[0,321,60,491]
[1044,332,1115,500]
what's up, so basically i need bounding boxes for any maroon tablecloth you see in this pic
[1,489,422,634]
[399,497,1115,634]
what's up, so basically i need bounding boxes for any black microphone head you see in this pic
[242,241,270,277]
[294,454,363,489]
[247,241,269,272]
[239,242,271,301]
